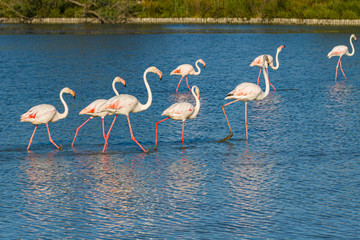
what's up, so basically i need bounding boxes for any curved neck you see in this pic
[257,65,270,101]
[134,69,152,112]
[272,49,281,70]
[193,60,202,75]
[56,89,69,120]
[189,88,200,119]
[112,79,120,95]
[348,35,355,56]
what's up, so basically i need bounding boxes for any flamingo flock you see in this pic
[21,34,357,152]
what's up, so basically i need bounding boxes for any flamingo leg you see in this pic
[176,76,184,93]
[185,76,191,91]
[154,117,170,150]
[339,57,347,80]
[126,115,147,153]
[71,117,92,147]
[46,123,60,149]
[218,99,242,141]
[245,102,248,141]
[27,125,38,150]
[256,67,262,85]
[335,56,341,81]
[102,115,117,153]
[102,117,108,149]
[181,120,186,148]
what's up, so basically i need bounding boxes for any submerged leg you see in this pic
[102,115,117,153]
[181,120,186,148]
[218,99,242,141]
[176,76,184,93]
[27,125,38,150]
[72,117,92,147]
[46,123,60,149]
[127,115,147,153]
[154,117,170,150]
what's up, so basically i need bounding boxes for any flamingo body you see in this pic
[250,55,274,68]
[21,87,75,150]
[171,59,206,92]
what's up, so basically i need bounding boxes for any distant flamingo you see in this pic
[154,85,200,150]
[99,66,163,153]
[220,55,270,141]
[20,87,76,150]
[250,45,285,91]
[327,34,357,81]
[170,59,206,92]
[71,77,127,147]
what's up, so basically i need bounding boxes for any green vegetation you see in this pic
[0,0,360,23]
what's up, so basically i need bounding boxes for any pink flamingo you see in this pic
[327,34,357,81]
[220,55,270,141]
[20,87,76,150]
[250,45,285,91]
[71,77,127,147]
[154,85,200,150]
[99,66,163,153]
[170,59,206,92]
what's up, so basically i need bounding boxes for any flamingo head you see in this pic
[199,59,206,68]
[351,34,357,41]
[114,76,126,87]
[192,85,200,100]
[63,87,76,98]
[148,66,163,80]
[278,45,285,52]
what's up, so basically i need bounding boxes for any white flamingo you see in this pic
[20,87,75,150]
[170,59,206,92]
[99,66,163,153]
[154,85,200,150]
[71,77,126,147]
[250,45,285,91]
[220,55,270,141]
[328,34,357,81]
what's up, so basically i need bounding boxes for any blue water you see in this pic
[0,24,359,239]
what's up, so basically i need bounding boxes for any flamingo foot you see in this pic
[217,132,234,142]
[58,145,63,151]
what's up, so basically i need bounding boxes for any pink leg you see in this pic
[185,76,191,91]
[102,115,117,153]
[219,99,243,141]
[181,120,186,148]
[102,117,108,149]
[127,115,147,153]
[176,76,184,93]
[46,123,60,149]
[245,102,248,140]
[339,58,347,80]
[72,117,92,147]
[335,57,341,81]
[256,68,262,85]
[154,117,170,150]
[27,125,38,150]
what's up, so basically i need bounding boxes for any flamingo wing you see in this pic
[20,104,57,124]
[250,55,273,67]
[101,94,139,114]
[79,99,108,115]
[170,64,194,76]
[225,83,262,101]
[328,45,348,58]
[162,102,194,120]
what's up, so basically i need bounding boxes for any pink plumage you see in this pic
[171,59,206,92]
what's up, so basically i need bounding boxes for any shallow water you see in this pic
[0,24,359,239]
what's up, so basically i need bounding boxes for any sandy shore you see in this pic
[1,17,360,26]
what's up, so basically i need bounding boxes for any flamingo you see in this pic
[327,34,357,81]
[154,85,200,150]
[250,45,285,91]
[170,59,206,92]
[220,55,270,141]
[99,66,163,153]
[71,77,127,147]
[20,87,76,150]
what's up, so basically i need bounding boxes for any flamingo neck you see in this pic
[134,69,152,112]
[257,65,270,101]
[53,89,69,122]
[271,49,281,70]
[348,35,355,56]
[189,87,200,119]
[112,79,120,96]
[193,60,202,75]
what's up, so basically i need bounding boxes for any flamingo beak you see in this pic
[157,70,163,80]
[355,37,357,41]
[71,90,76,99]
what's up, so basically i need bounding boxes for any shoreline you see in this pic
[1,17,360,26]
